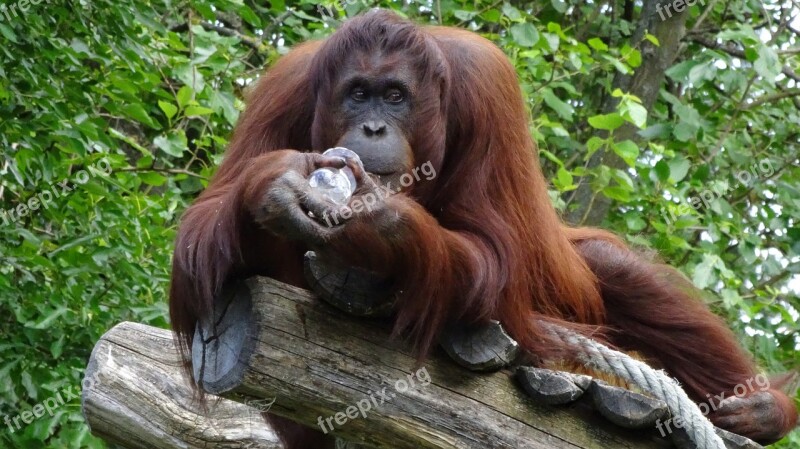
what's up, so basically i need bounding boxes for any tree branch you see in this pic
[198,22,268,53]
[687,35,800,82]
[742,88,800,110]
[115,166,207,180]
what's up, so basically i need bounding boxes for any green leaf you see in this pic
[717,25,758,45]
[454,10,477,21]
[688,62,716,85]
[543,33,559,51]
[184,105,214,116]
[237,5,262,27]
[51,334,65,359]
[666,60,700,82]
[754,46,780,83]
[654,160,670,182]
[644,33,660,46]
[668,157,691,182]
[51,234,101,256]
[480,9,502,22]
[0,23,19,43]
[692,164,710,182]
[140,172,168,186]
[611,168,634,189]
[692,255,717,289]
[743,47,759,62]
[553,166,575,190]
[673,122,696,141]
[510,23,539,47]
[26,307,68,330]
[551,0,567,13]
[121,104,158,129]
[621,101,648,128]
[587,37,608,51]
[720,289,743,309]
[612,140,639,167]
[539,149,564,167]
[542,89,574,121]
[568,52,583,70]
[177,85,193,108]
[210,91,239,126]
[626,215,647,231]
[158,101,178,119]
[154,130,188,157]
[586,136,605,157]
[502,4,522,20]
[588,113,624,130]
[21,371,37,399]
[603,186,631,202]
[622,45,642,68]
[638,124,670,140]
[604,55,631,74]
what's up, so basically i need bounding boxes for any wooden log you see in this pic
[192,276,673,449]
[81,321,281,449]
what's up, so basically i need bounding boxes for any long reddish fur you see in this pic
[170,10,797,447]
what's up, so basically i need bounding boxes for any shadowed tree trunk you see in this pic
[566,0,691,226]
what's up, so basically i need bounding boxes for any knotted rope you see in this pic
[542,321,726,449]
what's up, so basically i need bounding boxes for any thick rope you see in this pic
[541,321,726,449]
[335,319,726,449]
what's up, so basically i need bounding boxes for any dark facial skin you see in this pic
[249,52,427,243]
[332,51,416,187]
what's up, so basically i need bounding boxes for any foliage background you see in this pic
[0,0,797,447]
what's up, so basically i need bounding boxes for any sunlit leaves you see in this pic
[587,37,608,51]
[158,101,178,120]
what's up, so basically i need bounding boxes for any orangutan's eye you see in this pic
[384,88,404,103]
[351,87,368,102]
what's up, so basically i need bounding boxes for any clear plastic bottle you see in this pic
[307,147,360,204]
